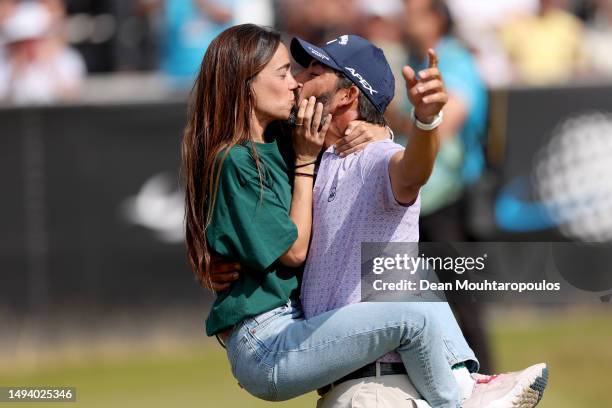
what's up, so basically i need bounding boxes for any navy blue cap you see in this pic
[290,35,395,114]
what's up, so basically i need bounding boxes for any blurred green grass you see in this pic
[1,309,610,408]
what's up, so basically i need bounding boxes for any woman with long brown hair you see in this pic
[181,24,479,407]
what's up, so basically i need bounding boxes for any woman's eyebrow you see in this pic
[276,63,291,71]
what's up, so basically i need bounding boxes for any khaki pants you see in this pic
[316,374,432,408]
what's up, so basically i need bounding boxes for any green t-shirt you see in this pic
[204,140,299,336]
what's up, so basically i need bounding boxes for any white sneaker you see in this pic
[462,363,548,408]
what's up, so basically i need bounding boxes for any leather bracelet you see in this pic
[295,160,317,168]
[295,172,315,178]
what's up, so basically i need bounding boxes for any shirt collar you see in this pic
[323,144,337,156]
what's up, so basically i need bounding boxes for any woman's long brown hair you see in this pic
[181,24,281,288]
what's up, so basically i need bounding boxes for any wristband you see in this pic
[410,108,443,131]
[295,160,318,168]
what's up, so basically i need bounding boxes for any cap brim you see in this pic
[290,37,341,71]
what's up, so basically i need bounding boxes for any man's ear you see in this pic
[337,85,359,108]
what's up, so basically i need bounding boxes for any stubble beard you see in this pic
[284,91,334,130]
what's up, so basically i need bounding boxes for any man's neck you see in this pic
[324,125,343,149]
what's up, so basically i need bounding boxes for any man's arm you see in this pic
[388,49,448,205]
[205,254,241,292]
[388,122,440,205]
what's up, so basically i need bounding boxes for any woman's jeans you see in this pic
[224,299,479,408]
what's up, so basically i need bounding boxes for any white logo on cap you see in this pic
[308,46,330,61]
[326,35,349,46]
[344,67,378,95]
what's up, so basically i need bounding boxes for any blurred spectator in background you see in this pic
[400,0,493,372]
[0,0,85,105]
[499,0,586,85]
[277,0,360,45]
[40,0,64,25]
[355,0,403,50]
[0,0,17,99]
[446,0,537,87]
[0,0,15,77]
[233,0,273,26]
[0,0,13,22]
[354,0,409,130]
[139,0,272,87]
[139,0,235,87]
[583,0,612,78]
[401,0,488,219]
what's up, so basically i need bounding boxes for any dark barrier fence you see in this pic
[0,101,206,316]
[2,82,612,314]
[489,82,612,182]
[484,82,612,241]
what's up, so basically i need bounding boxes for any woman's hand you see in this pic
[335,121,391,157]
[292,96,332,164]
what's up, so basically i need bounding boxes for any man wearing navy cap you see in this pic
[292,34,546,408]
[291,34,470,408]
[208,34,548,408]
